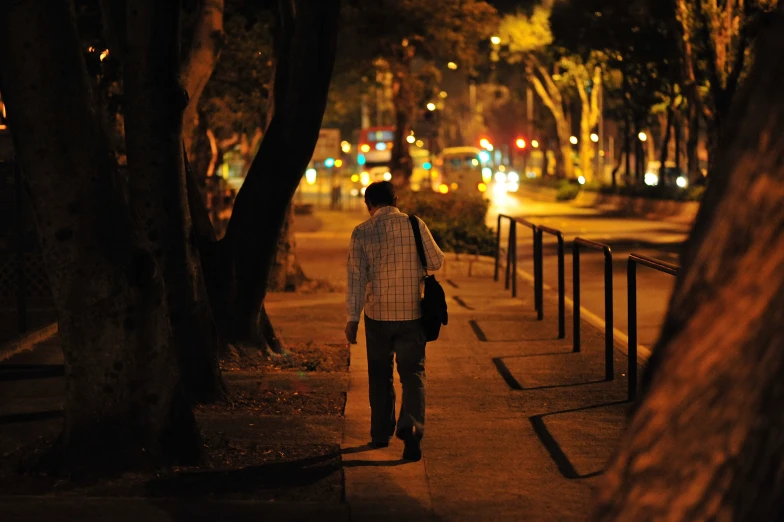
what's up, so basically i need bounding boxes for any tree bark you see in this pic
[687,99,701,182]
[528,60,574,179]
[594,13,784,519]
[576,66,601,183]
[657,104,674,186]
[181,0,225,161]
[267,203,307,292]
[0,0,198,468]
[389,51,415,187]
[124,0,223,404]
[221,0,340,343]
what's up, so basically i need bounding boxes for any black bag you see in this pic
[409,215,448,342]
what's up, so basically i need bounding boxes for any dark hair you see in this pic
[364,181,396,207]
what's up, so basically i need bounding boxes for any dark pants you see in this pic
[364,316,426,442]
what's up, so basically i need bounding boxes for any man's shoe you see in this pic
[400,430,422,462]
[368,440,389,449]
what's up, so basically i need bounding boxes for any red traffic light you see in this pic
[515,138,526,149]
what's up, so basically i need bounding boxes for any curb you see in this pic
[0,322,58,362]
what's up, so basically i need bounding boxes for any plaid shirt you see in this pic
[347,206,444,322]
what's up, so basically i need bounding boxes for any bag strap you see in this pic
[409,215,428,273]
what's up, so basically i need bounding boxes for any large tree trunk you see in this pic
[220,0,340,343]
[267,203,307,292]
[389,53,415,187]
[0,0,199,468]
[124,0,223,404]
[657,104,675,186]
[687,98,701,183]
[181,0,225,160]
[593,14,784,519]
[529,62,574,179]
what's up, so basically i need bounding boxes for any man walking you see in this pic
[345,181,444,462]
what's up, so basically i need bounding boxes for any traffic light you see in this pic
[516,138,526,149]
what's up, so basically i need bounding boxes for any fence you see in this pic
[627,253,679,401]
[494,213,682,399]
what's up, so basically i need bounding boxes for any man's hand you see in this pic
[345,321,359,345]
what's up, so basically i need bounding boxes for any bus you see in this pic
[432,146,490,195]
[358,126,395,171]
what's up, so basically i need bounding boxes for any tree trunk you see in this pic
[389,53,415,187]
[593,14,784,519]
[221,0,340,343]
[674,109,683,171]
[657,105,674,186]
[529,65,574,179]
[267,203,307,292]
[0,0,199,468]
[124,0,223,404]
[181,0,225,160]
[687,98,701,183]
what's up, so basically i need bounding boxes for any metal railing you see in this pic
[495,214,538,310]
[573,238,614,381]
[536,226,565,338]
[495,213,681,398]
[627,254,679,401]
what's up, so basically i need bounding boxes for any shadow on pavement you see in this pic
[492,357,607,392]
[529,400,629,480]
[145,452,341,497]
[469,320,558,343]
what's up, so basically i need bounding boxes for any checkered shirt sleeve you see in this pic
[346,207,444,322]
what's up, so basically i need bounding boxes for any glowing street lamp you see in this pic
[590,133,599,143]
[447,61,458,70]
[569,136,578,145]
[515,138,526,149]
[531,140,539,148]
[341,140,351,153]
[406,135,416,144]
[490,36,501,45]
[638,132,648,142]
[426,102,436,111]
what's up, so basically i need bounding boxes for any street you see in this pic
[489,189,690,352]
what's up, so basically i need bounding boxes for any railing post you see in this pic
[511,220,518,298]
[504,219,512,291]
[557,234,565,339]
[572,243,580,353]
[627,259,638,401]
[604,247,614,381]
[494,214,502,282]
[535,228,543,320]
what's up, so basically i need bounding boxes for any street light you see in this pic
[590,133,599,143]
[490,36,501,45]
[447,61,458,70]
[515,138,526,149]
[341,140,351,153]
[638,132,648,142]
[426,102,436,111]
[570,136,578,145]
[531,140,539,148]
[406,135,416,144]
[439,91,448,99]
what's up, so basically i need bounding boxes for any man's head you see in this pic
[364,181,397,215]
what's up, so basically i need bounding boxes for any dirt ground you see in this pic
[0,289,351,505]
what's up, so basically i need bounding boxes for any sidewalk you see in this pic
[0,208,635,521]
